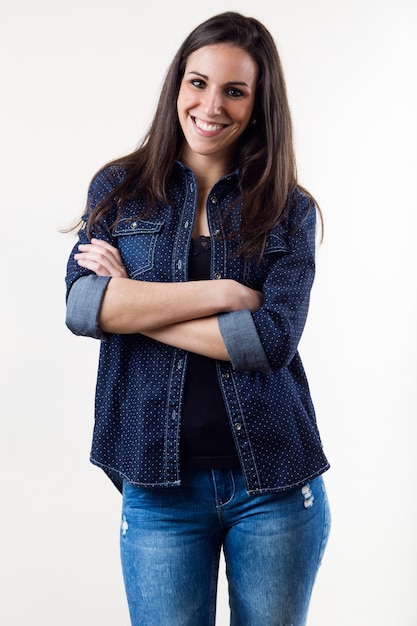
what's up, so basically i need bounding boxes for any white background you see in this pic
[1,0,416,624]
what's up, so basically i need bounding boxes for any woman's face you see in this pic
[177,43,258,168]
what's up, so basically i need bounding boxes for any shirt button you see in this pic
[213,272,221,280]
[234,422,242,431]
[184,220,189,229]
[222,372,230,379]
[130,221,138,229]
[177,260,182,270]
[210,196,218,205]
[213,228,220,236]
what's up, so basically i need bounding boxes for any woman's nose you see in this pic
[203,89,222,117]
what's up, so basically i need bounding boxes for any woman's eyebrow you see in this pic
[187,71,249,87]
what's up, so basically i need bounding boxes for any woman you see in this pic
[65,11,330,626]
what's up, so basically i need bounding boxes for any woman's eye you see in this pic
[226,87,244,98]
[190,79,205,89]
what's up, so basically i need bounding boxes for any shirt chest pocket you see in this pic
[264,231,290,258]
[243,229,290,286]
[113,219,164,278]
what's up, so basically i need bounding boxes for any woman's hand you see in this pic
[225,280,263,313]
[74,238,128,278]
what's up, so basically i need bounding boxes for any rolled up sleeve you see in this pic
[66,275,112,341]
[218,310,271,373]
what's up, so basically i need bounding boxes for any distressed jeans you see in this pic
[120,469,330,626]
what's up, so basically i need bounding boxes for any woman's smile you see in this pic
[192,116,227,134]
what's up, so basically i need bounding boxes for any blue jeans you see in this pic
[120,470,330,626]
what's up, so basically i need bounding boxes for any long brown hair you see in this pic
[80,12,318,257]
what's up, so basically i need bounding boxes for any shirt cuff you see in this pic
[218,310,271,373]
[66,275,112,341]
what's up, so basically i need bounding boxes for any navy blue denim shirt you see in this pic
[65,162,329,494]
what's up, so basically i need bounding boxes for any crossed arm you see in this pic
[74,239,263,361]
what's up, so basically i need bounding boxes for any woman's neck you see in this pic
[180,147,234,190]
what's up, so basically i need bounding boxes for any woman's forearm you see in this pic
[98,277,262,334]
[142,316,230,361]
[73,239,263,334]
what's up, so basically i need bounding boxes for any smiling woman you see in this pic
[65,11,330,626]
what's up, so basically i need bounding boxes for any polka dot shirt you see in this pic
[65,162,330,494]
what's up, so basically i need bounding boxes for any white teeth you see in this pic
[194,117,223,132]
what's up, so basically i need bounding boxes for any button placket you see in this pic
[218,364,261,491]
[164,350,187,482]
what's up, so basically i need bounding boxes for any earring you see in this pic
[251,118,257,125]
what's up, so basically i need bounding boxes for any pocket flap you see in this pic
[113,219,164,236]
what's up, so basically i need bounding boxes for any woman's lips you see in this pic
[192,116,226,133]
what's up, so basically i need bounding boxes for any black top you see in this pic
[180,236,240,470]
